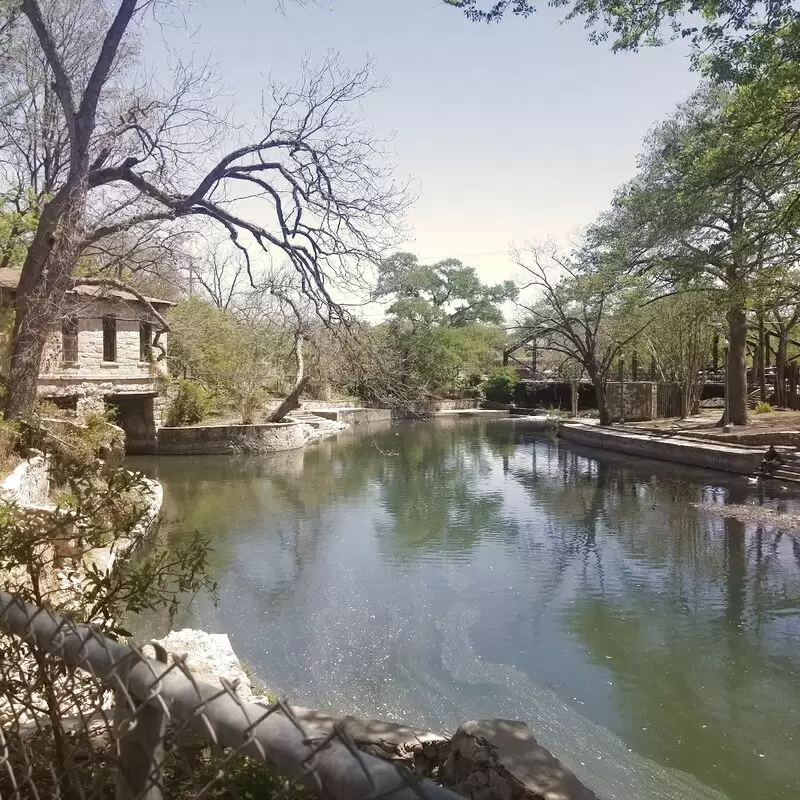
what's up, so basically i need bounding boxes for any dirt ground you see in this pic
[624,409,800,441]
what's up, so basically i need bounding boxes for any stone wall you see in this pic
[435,399,481,411]
[36,296,168,383]
[605,381,657,422]
[155,421,307,454]
[314,408,393,426]
[0,452,50,505]
[1,295,167,426]
[560,423,764,474]
[262,398,363,414]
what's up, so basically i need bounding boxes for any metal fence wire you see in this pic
[0,591,463,800]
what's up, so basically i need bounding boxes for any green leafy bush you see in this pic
[482,367,518,403]
[166,379,209,426]
[754,401,773,414]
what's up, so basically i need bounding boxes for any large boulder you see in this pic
[440,719,599,800]
[149,629,253,701]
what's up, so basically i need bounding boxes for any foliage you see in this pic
[167,297,290,422]
[373,252,511,398]
[376,251,517,327]
[482,366,518,403]
[444,0,799,78]
[754,401,774,414]
[639,292,722,416]
[0,418,217,791]
[166,379,210,427]
[0,191,39,270]
[594,82,800,423]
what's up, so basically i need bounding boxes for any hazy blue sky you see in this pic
[144,0,699,293]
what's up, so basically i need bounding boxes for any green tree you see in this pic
[443,0,798,76]
[602,86,800,424]
[167,297,291,423]
[376,252,517,327]
[375,252,514,397]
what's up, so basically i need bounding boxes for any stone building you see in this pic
[0,269,173,449]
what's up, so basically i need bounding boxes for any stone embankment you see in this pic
[559,422,765,475]
[153,630,599,800]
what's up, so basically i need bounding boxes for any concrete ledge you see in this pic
[155,421,307,454]
[560,423,764,474]
[314,408,393,426]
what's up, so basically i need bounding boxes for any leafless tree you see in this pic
[514,242,649,425]
[0,0,407,420]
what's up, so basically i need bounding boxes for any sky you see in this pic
[141,0,700,309]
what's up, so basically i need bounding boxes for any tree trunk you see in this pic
[776,324,788,408]
[758,313,766,402]
[712,334,719,372]
[726,306,749,426]
[268,330,307,423]
[789,362,799,410]
[4,297,51,420]
[590,369,610,426]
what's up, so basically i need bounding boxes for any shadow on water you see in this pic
[129,418,800,800]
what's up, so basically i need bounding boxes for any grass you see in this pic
[240,660,276,702]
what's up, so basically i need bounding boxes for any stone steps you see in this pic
[769,469,800,484]
[287,411,339,429]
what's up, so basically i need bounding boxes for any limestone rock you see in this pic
[442,719,600,800]
[149,629,253,701]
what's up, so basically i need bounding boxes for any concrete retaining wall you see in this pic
[156,421,307,454]
[315,408,393,426]
[559,423,764,474]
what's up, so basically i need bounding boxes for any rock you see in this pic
[149,629,253,701]
[443,719,600,800]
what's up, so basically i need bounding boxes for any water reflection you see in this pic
[129,419,800,800]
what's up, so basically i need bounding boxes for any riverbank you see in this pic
[153,628,600,800]
[558,422,766,475]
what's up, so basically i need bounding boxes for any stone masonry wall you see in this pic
[606,381,657,422]
[156,421,307,454]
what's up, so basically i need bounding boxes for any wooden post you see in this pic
[571,381,578,416]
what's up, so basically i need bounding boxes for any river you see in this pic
[129,417,800,800]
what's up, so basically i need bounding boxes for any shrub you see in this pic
[754,401,773,414]
[0,419,19,474]
[482,367,518,403]
[166,379,209,426]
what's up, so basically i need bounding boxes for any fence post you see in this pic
[115,690,167,800]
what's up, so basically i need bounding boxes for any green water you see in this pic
[130,418,800,800]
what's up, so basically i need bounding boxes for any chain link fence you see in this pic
[0,590,464,800]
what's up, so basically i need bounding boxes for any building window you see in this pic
[61,316,78,363]
[102,316,117,362]
[139,320,153,362]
